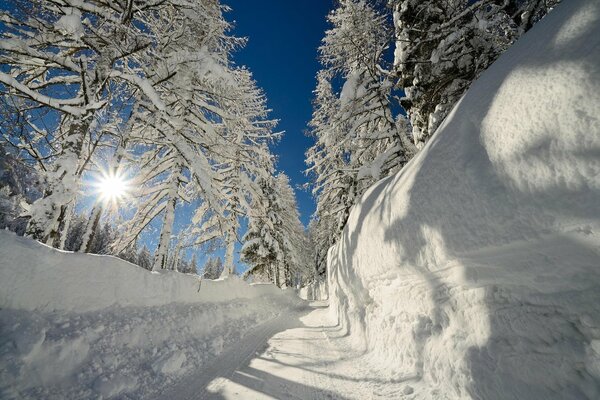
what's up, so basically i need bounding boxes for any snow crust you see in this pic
[0,231,301,399]
[327,0,600,398]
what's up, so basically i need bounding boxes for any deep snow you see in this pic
[327,0,600,398]
[0,231,302,399]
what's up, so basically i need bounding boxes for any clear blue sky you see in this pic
[224,0,335,226]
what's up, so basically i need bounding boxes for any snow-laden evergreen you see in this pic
[241,173,312,287]
[306,0,560,276]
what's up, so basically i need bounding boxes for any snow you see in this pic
[156,301,417,399]
[0,231,302,399]
[327,0,600,398]
[54,11,84,40]
[0,231,293,313]
[1,0,599,398]
[298,279,328,301]
[340,70,360,106]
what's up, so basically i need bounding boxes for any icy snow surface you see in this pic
[328,0,600,398]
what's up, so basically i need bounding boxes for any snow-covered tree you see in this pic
[0,0,161,246]
[137,246,153,271]
[241,176,284,285]
[0,141,42,235]
[306,0,413,274]
[187,254,199,275]
[391,0,560,147]
[202,257,224,280]
[273,174,311,287]
[242,173,311,287]
[212,70,278,278]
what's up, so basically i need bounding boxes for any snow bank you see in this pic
[0,230,289,313]
[0,231,302,399]
[327,0,600,398]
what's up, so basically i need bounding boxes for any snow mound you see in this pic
[327,0,600,399]
[0,231,302,399]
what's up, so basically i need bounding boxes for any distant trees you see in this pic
[202,257,224,280]
[241,173,312,288]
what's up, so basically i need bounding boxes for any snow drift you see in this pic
[327,0,600,398]
[0,231,291,313]
[0,231,301,399]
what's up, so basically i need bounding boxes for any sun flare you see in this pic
[95,170,130,204]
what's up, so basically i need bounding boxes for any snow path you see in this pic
[154,301,412,400]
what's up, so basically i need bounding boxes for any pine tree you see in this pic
[137,246,153,271]
[241,176,284,285]
[188,254,199,275]
[274,174,312,288]
[242,174,311,287]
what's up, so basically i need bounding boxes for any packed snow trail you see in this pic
[155,301,414,400]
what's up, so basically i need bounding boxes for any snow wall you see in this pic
[0,230,293,313]
[327,0,600,398]
[0,230,302,399]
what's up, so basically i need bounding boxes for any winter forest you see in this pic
[1,0,599,399]
[0,0,311,284]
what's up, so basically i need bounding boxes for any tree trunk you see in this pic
[59,202,74,250]
[79,205,103,253]
[171,241,183,271]
[153,179,178,272]
[272,264,280,287]
[221,228,236,278]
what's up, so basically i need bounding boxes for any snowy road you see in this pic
[154,301,412,400]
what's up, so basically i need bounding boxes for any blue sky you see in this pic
[224,0,335,226]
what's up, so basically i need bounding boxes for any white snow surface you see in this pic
[328,0,600,399]
[0,231,302,399]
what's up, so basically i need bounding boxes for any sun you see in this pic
[94,169,131,204]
